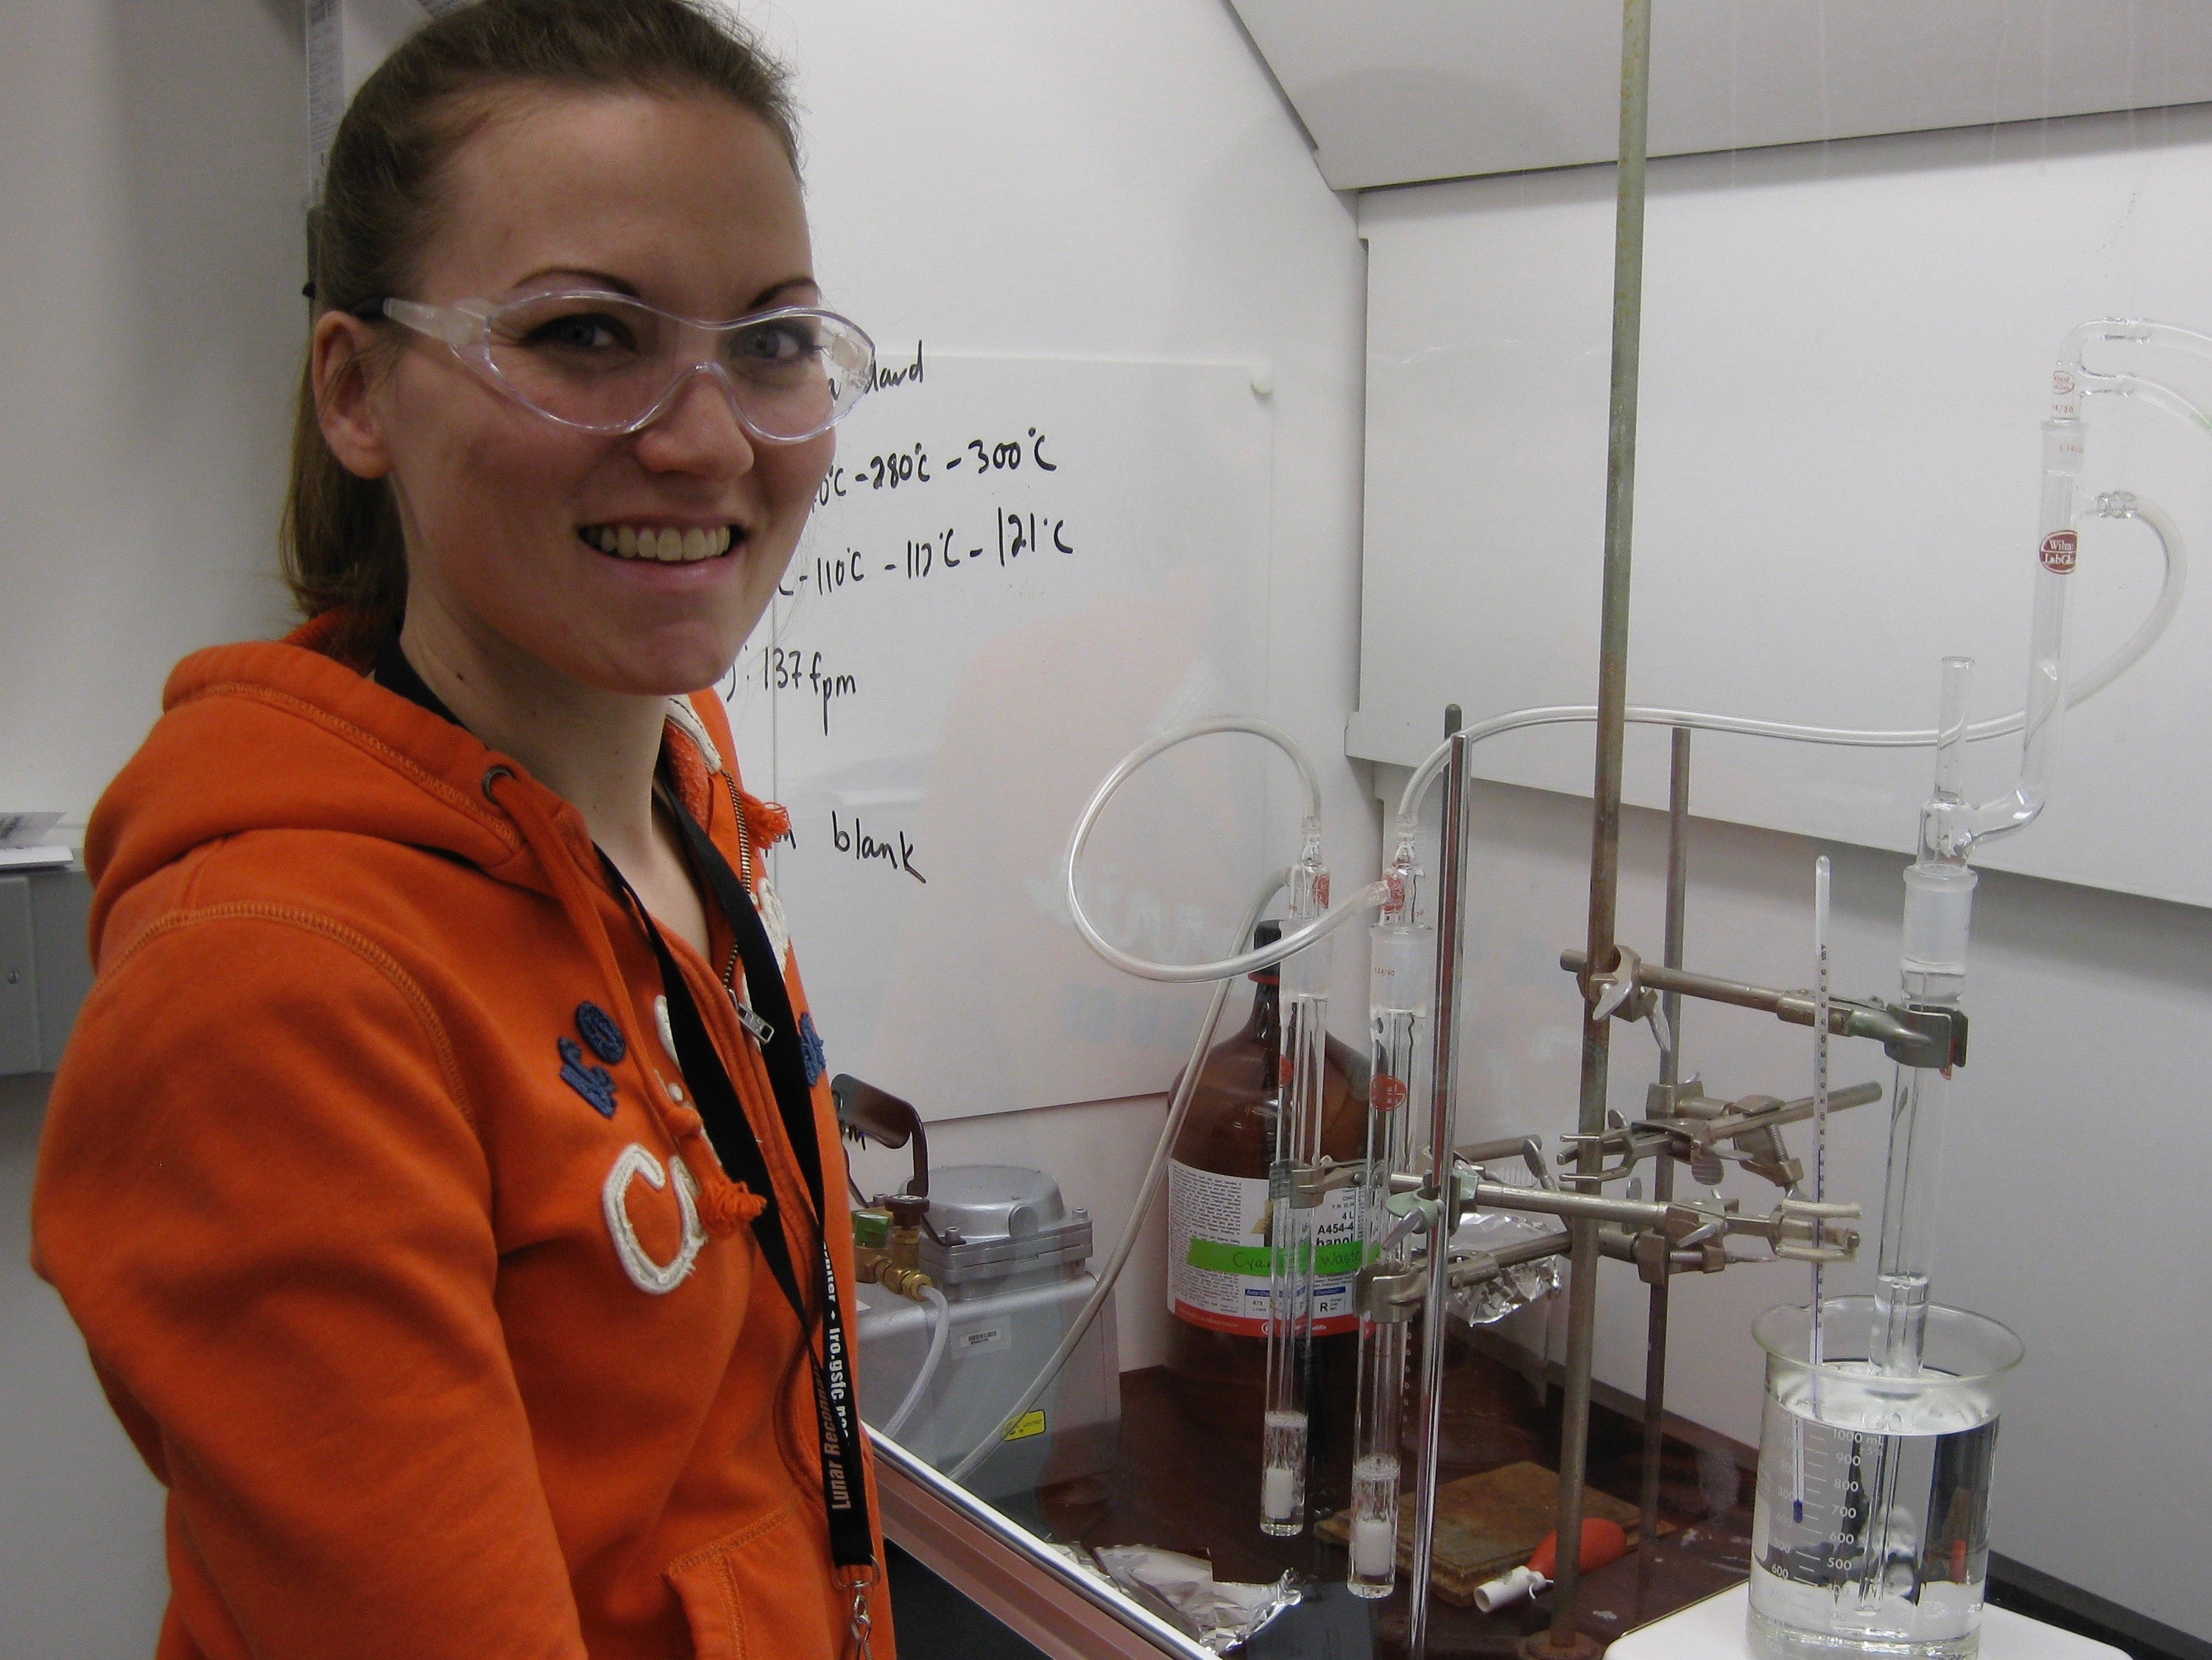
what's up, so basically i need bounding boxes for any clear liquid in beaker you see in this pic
[1750,1362,1999,1660]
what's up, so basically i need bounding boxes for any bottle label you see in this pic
[1166,1160,1361,1336]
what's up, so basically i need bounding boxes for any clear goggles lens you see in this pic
[391,292,876,442]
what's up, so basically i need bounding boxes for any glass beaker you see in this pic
[1749,1297,2023,1660]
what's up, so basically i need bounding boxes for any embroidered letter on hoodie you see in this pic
[601,1146,708,1294]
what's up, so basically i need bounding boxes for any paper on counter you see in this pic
[0,812,71,868]
[1,812,62,848]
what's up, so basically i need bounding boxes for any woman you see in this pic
[32,3,894,1656]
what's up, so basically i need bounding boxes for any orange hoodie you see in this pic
[32,616,895,1660]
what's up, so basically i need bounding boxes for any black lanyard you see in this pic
[373,630,875,1577]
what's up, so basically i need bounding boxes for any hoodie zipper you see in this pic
[720,770,752,996]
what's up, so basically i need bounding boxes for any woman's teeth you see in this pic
[587,524,733,562]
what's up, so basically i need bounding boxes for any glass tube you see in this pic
[1348,828,1431,1595]
[1861,664,1980,1603]
[1261,822,1331,1536]
[1881,659,1978,1374]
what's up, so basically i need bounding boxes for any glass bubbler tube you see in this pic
[1261,822,1331,1536]
[1347,825,1431,1595]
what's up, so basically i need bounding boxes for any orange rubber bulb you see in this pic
[1526,1517,1630,1579]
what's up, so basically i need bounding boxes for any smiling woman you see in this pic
[29,4,894,1659]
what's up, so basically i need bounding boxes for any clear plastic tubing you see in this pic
[881,1284,951,1441]
[1348,829,1432,1595]
[1068,469,2176,992]
[1261,822,1332,1536]
[1064,716,1392,985]
[1389,499,2181,831]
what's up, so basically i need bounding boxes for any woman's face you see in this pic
[322,88,828,697]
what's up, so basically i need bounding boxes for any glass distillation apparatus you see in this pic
[965,7,2207,1651]
[1043,317,2194,1659]
[1743,324,2208,1660]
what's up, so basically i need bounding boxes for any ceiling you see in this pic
[1229,1,2212,189]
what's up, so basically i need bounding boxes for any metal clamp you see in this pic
[1661,1081,1883,1191]
[1461,1173,1708,1242]
[1599,1223,1732,1284]
[1892,1000,1969,1070]
[1357,1262,1426,1323]
[1454,1135,1559,1192]
[1277,1156,1364,1210]
[1560,947,1970,1071]
[1767,1197,1863,1263]
[1577,943,1674,1053]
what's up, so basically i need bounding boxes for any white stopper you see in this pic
[1471,1565,1551,1613]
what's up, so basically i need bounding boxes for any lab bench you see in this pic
[876,1338,1763,1660]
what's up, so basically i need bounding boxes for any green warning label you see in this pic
[1167,1161,1360,1337]
[1182,1238,1364,1278]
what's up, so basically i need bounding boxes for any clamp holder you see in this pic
[1561,948,1969,1070]
[1357,1263,1426,1323]
[1579,943,1674,1055]
[1768,1197,1863,1263]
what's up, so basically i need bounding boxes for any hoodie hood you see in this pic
[91,614,653,950]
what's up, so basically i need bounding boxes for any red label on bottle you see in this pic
[1314,874,1331,909]
[2040,530,2077,573]
[1373,1075,1408,1112]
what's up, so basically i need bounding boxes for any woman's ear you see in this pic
[313,311,393,480]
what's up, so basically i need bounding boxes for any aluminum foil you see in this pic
[1448,1209,1565,1326]
[1053,1543,1301,1652]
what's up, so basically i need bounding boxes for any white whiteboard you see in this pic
[722,355,1278,1120]
[1348,108,2212,909]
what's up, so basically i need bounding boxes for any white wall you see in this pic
[0,0,303,831]
[1353,107,2212,910]
[1,3,305,1654]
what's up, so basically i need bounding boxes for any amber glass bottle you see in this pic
[1163,922,1369,1485]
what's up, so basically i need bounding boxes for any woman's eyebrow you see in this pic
[507,271,819,310]
[751,275,820,308]
[513,267,640,295]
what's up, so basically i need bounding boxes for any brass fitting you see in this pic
[875,1261,937,1301]
[853,1242,936,1302]
[879,1193,930,1273]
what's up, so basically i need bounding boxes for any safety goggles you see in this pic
[359,289,876,442]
